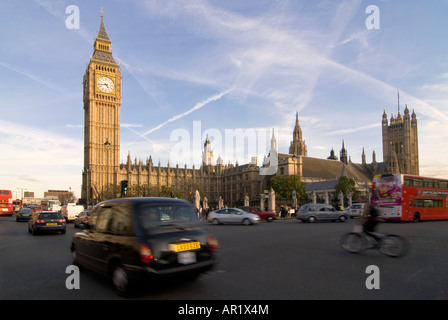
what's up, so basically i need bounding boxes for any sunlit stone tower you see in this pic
[81,11,122,205]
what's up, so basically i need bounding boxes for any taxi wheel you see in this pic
[71,245,81,268]
[111,264,132,297]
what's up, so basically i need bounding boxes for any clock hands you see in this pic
[97,77,114,92]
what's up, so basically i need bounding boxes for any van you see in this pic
[61,203,84,222]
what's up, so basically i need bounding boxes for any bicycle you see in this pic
[340,220,410,257]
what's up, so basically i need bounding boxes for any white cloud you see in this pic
[0,120,83,197]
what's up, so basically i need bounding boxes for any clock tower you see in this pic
[81,11,121,205]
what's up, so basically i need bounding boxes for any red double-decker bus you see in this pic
[372,173,448,222]
[0,190,13,216]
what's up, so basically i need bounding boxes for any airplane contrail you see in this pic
[142,87,233,137]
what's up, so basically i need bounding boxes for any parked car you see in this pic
[346,203,365,218]
[16,208,33,222]
[208,208,260,225]
[74,210,91,228]
[296,204,348,223]
[239,206,276,222]
[28,211,66,235]
[71,197,219,296]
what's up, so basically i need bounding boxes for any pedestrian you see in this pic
[280,206,287,218]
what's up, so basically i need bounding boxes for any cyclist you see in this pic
[362,202,381,243]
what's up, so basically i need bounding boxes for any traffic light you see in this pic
[121,180,128,197]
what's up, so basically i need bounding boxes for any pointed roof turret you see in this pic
[92,9,117,66]
[97,8,110,41]
[289,111,307,156]
[270,128,277,152]
[340,140,348,165]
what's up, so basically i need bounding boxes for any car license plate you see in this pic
[169,242,200,252]
[46,223,57,226]
[178,251,196,264]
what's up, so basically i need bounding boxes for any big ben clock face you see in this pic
[97,76,115,93]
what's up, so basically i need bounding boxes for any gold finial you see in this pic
[101,7,103,19]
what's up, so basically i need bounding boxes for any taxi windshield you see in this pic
[139,204,199,231]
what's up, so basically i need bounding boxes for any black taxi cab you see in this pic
[70,197,218,296]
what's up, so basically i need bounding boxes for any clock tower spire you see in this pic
[81,10,122,206]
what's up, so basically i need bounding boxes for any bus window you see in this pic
[414,199,443,208]
[404,177,412,187]
[423,179,433,188]
[414,179,423,187]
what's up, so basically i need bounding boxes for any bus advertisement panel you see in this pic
[0,190,13,216]
[372,173,448,222]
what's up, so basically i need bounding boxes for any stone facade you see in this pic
[382,106,419,175]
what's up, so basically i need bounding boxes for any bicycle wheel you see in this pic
[378,235,410,257]
[340,232,367,254]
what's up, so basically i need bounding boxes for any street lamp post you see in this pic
[292,154,297,211]
[104,138,111,190]
[17,188,27,202]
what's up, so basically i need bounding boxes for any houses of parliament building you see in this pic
[81,14,419,207]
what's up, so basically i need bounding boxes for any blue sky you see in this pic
[1,0,447,199]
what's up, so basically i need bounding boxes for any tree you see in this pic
[93,183,120,203]
[270,175,308,201]
[335,176,359,200]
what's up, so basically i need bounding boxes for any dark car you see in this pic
[16,208,33,222]
[28,211,66,235]
[74,210,91,228]
[70,197,219,296]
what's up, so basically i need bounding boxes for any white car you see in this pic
[208,208,260,225]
